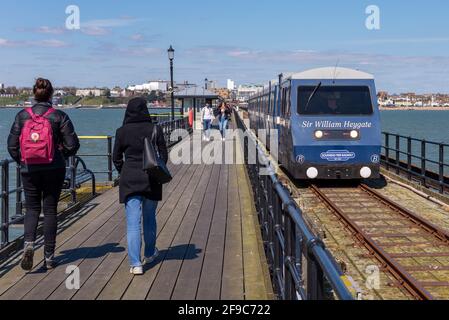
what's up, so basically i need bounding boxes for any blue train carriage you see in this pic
[282,67,382,180]
[248,79,280,152]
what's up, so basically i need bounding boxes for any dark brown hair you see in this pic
[33,78,54,102]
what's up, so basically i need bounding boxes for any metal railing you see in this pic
[382,132,449,194]
[78,136,115,182]
[159,117,191,147]
[234,111,353,300]
[1,117,190,253]
[1,160,23,249]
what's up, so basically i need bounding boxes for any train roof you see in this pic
[288,67,374,80]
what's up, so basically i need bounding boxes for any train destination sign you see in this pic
[302,121,373,130]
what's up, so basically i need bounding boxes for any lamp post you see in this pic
[168,45,175,121]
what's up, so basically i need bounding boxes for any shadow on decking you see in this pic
[144,244,202,271]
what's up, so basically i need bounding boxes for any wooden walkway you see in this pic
[0,133,273,300]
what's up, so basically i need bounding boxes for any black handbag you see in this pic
[143,125,172,184]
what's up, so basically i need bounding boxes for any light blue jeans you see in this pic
[125,195,158,267]
[219,117,229,138]
[203,119,212,139]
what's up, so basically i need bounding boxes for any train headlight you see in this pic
[306,167,319,179]
[350,130,359,139]
[315,130,324,139]
[360,167,372,179]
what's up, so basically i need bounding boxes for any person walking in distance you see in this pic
[217,102,231,141]
[7,78,80,271]
[113,97,168,275]
[201,103,214,141]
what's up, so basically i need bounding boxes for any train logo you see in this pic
[320,150,356,162]
[296,155,305,164]
[371,154,380,164]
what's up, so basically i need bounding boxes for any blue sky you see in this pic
[1,0,449,93]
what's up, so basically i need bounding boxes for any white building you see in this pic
[227,79,235,91]
[236,84,263,102]
[127,80,169,93]
[0,83,4,90]
[76,88,107,97]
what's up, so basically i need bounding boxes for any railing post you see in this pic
[421,140,427,187]
[1,161,10,247]
[395,135,400,174]
[273,195,282,299]
[439,144,444,194]
[15,164,23,217]
[69,156,77,204]
[407,137,412,181]
[306,245,325,300]
[385,133,390,170]
[107,136,113,182]
[284,215,296,300]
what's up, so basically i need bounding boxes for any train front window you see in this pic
[297,86,373,115]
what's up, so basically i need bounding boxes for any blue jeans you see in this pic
[203,119,212,138]
[219,117,229,138]
[125,195,158,267]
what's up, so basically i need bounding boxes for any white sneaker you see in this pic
[129,266,144,275]
[143,248,160,265]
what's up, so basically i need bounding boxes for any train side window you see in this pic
[286,87,291,117]
[281,88,287,117]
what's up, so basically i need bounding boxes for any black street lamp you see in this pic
[168,45,175,121]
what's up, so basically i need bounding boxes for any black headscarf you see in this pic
[123,97,152,125]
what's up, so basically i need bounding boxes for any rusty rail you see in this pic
[310,184,435,300]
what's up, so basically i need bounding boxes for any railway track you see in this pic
[310,183,449,300]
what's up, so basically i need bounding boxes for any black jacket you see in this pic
[215,106,232,120]
[113,98,168,203]
[7,102,80,173]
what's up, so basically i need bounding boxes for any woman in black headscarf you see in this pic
[113,97,168,275]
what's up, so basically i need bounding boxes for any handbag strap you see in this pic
[151,124,160,156]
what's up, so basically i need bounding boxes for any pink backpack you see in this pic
[20,107,56,165]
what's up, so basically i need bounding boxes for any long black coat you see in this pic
[113,98,168,203]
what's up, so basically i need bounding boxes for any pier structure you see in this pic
[0,109,448,300]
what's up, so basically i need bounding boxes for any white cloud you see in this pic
[0,38,68,48]
[34,26,66,35]
[81,17,139,36]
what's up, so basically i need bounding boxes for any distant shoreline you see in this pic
[380,107,449,111]
[2,105,448,111]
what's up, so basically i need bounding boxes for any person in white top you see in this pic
[201,103,214,141]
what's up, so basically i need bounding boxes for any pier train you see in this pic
[247,67,382,180]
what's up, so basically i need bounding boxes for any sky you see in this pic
[1,0,449,93]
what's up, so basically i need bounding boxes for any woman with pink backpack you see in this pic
[7,78,80,271]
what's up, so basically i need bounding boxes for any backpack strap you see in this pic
[25,107,55,121]
[43,107,56,117]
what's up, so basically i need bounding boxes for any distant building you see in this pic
[236,84,263,102]
[204,79,217,90]
[76,88,107,97]
[110,87,127,98]
[127,80,169,93]
[176,81,197,91]
[227,79,235,91]
[54,89,68,96]
[0,83,4,90]
[212,88,231,100]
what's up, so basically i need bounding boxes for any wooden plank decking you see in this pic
[0,133,273,300]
